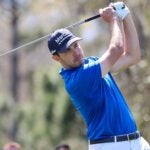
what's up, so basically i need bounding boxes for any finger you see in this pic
[99,8,103,15]
[109,2,114,7]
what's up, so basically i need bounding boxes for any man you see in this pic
[3,142,21,150]
[55,144,70,150]
[48,2,150,150]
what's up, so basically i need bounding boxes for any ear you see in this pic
[52,54,60,62]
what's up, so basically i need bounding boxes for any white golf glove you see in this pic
[111,2,130,20]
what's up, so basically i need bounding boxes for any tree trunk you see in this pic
[10,0,20,140]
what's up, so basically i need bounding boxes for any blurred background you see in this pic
[0,0,150,149]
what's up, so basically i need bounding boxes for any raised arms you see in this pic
[98,2,141,77]
[98,6,124,77]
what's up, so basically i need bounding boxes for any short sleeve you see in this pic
[75,58,102,92]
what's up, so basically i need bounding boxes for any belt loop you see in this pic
[127,134,130,141]
[114,136,117,142]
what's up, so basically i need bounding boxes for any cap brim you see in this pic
[60,37,82,53]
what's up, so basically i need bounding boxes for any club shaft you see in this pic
[0,14,101,56]
[66,14,101,29]
[65,20,85,29]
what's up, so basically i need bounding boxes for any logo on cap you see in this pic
[50,49,57,55]
[55,34,70,45]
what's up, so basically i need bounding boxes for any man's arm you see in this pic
[98,7,124,77]
[111,12,141,73]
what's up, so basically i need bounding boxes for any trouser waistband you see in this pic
[90,131,141,145]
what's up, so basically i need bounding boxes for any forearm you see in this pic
[100,18,124,65]
[110,17,124,51]
[123,13,141,62]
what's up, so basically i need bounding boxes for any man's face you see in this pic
[53,41,84,69]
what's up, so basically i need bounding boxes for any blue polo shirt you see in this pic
[59,56,137,140]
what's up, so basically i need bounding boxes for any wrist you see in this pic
[110,16,121,25]
[123,13,132,25]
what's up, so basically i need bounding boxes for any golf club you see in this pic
[0,14,101,57]
[0,3,125,57]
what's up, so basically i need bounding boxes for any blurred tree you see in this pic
[9,0,20,141]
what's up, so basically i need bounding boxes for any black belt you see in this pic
[90,131,141,144]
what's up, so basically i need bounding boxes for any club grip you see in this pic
[84,14,101,22]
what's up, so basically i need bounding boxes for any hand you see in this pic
[99,7,117,23]
[110,2,130,20]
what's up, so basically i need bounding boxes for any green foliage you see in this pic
[2,66,85,150]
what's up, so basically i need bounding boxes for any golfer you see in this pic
[48,2,150,150]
